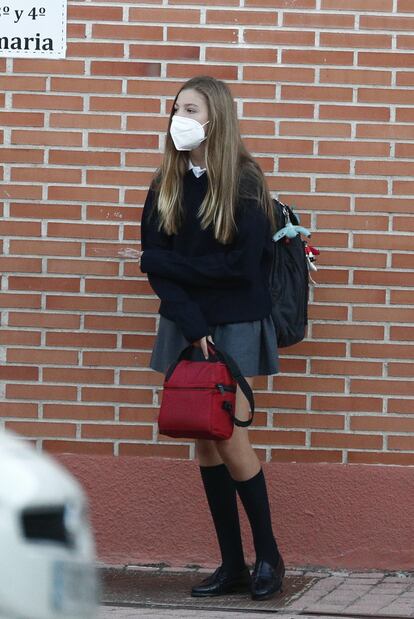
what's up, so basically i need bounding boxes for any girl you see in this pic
[140,76,285,601]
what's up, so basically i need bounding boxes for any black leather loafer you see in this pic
[251,554,285,601]
[191,565,251,597]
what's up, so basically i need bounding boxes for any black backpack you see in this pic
[270,199,310,348]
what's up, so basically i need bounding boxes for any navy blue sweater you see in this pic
[140,170,273,343]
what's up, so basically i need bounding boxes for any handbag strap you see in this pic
[165,342,255,428]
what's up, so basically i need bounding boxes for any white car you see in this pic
[0,431,98,619]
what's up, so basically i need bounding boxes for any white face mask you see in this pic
[170,115,209,151]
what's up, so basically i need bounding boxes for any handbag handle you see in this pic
[165,342,255,428]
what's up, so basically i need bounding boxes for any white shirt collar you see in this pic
[189,160,206,178]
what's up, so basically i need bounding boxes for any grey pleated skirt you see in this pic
[150,314,279,377]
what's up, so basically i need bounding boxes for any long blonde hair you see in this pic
[152,76,276,244]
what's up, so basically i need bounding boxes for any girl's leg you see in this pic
[214,378,284,599]
[191,439,249,596]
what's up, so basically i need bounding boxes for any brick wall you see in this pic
[1,0,414,466]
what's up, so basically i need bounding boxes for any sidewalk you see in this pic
[98,564,414,618]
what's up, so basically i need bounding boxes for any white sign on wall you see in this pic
[0,1,67,58]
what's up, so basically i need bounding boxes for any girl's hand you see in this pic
[194,334,214,359]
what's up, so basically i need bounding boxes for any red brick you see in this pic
[43,368,114,385]
[312,324,384,340]
[93,24,163,41]
[0,293,41,309]
[168,27,238,44]
[354,234,414,252]
[317,214,388,231]
[131,44,200,61]
[311,432,382,449]
[320,105,390,122]
[311,360,383,377]
[6,385,77,401]
[320,32,392,48]
[349,452,414,465]
[397,35,414,50]
[207,9,277,25]
[397,72,414,87]
[388,399,414,414]
[399,0,414,10]
[10,202,82,220]
[8,312,80,330]
[356,197,414,214]
[359,88,414,104]
[274,413,344,430]
[0,149,44,164]
[10,240,81,257]
[82,387,153,405]
[47,259,119,276]
[213,47,279,63]
[9,276,80,293]
[6,421,76,438]
[316,178,387,194]
[244,29,315,46]
[391,327,414,342]
[0,402,38,418]
[43,441,114,456]
[357,124,414,140]
[130,7,200,23]
[283,12,355,28]
[280,122,351,137]
[322,0,392,9]
[46,332,117,349]
[320,68,392,86]
[243,66,315,83]
[246,0,315,5]
[68,5,123,21]
[279,158,349,174]
[12,130,82,147]
[0,112,44,127]
[67,42,124,58]
[314,287,386,304]
[350,415,414,432]
[46,295,117,312]
[250,429,306,446]
[391,289,414,305]
[282,85,353,102]
[13,94,82,111]
[312,396,383,413]
[273,376,345,393]
[0,331,41,346]
[319,141,390,157]
[44,404,114,421]
[91,62,161,77]
[13,59,84,75]
[51,77,122,94]
[8,348,78,365]
[360,15,414,31]
[389,436,414,451]
[283,49,353,66]
[50,113,121,130]
[358,51,414,68]
[1,221,40,236]
[167,64,238,80]
[352,343,414,360]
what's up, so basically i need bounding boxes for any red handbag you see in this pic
[158,342,255,440]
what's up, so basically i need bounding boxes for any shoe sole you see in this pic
[191,583,251,597]
[251,583,283,601]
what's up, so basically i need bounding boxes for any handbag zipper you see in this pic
[166,384,236,394]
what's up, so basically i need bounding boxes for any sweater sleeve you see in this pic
[140,188,209,343]
[140,196,270,288]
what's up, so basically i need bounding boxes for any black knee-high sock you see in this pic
[199,464,245,571]
[234,468,280,567]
